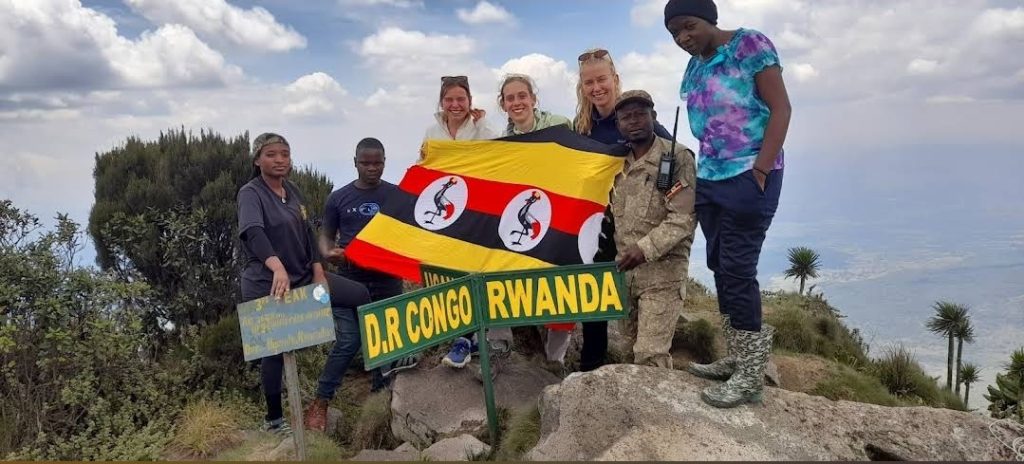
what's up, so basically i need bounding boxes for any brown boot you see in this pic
[303,397,328,432]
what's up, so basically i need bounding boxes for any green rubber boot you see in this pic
[701,325,774,408]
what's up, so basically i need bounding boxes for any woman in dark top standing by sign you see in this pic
[237,132,370,434]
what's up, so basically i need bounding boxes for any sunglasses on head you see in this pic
[578,49,610,62]
[441,75,469,83]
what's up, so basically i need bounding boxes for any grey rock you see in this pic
[326,406,344,437]
[422,434,491,461]
[390,354,560,446]
[527,364,1018,461]
[349,448,419,461]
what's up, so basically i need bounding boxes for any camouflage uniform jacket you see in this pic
[611,136,697,289]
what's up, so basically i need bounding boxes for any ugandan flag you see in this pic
[346,125,626,283]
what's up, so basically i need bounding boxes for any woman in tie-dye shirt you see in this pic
[664,0,792,410]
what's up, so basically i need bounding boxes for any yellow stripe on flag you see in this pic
[422,140,622,205]
[359,214,552,271]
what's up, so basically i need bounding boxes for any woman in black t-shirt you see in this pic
[237,132,370,434]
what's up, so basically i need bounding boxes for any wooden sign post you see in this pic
[283,352,307,460]
[358,263,630,445]
[237,282,335,461]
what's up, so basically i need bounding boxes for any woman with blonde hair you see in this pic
[574,48,672,145]
[573,48,673,372]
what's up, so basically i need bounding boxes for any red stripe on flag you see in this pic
[400,165,606,236]
[345,238,422,283]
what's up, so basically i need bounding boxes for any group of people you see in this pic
[236,0,790,435]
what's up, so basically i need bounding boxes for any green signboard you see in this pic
[357,263,630,370]
[420,264,469,287]
[479,263,629,328]
[358,275,480,370]
[237,283,334,362]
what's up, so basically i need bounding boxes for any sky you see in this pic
[2,0,1022,408]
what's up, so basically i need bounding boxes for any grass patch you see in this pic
[683,278,718,314]
[169,398,246,458]
[495,405,541,461]
[766,305,869,368]
[673,318,718,363]
[870,345,967,410]
[811,364,900,407]
[352,390,398,450]
[307,432,345,461]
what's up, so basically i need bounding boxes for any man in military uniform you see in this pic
[611,90,697,369]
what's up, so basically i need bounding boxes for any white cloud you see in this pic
[970,7,1024,39]
[630,0,663,28]
[907,58,939,75]
[356,27,481,86]
[283,72,348,117]
[926,95,976,104]
[365,85,420,108]
[124,0,306,52]
[629,0,1024,104]
[0,0,241,90]
[358,27,475,57]
[457,1,515,25]
[790,63,818,82]
[339,0,422,7]
[108,24,243,88]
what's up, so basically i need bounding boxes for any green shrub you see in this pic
[0,204,179,459]
[673,318,718,363]
[871,344,967,410]
[767,306,869,368]
[874,345,918,397]
[169,399,246,458]
[496,405,541,461]
[352,391,398,450]
[811,365,900,407]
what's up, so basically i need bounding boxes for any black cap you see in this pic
[664,0,718,27]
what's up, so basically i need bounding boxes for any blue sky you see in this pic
[2,0,1022,408]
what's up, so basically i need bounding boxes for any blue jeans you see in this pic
[696,169,783,332]
[315,267,403,399]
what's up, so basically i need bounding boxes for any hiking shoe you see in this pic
[442,337,474,368]
[263,417,292,436]
[701,325,775,409]
[382,354,421,377]
[687,315,737,381]
[302,397,328,432]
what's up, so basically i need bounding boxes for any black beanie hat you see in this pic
[664,0,718,27]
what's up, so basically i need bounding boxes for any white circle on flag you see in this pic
[414,176,468,231]
[498,189,552,252]
[578,212,604,264]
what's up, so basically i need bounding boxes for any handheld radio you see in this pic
[656,106,681,192]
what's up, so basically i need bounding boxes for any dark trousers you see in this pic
[335,267,403,392]
[696,169,783,332]
[580,208,615,371]
[241,271,370,420]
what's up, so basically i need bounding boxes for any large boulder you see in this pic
[390,354,560,446]
[422,434,491,461]
[527,364,1019,461]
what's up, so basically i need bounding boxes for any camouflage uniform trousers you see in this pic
[620,259,687,369]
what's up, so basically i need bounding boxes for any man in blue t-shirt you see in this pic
[303,138,419,431]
